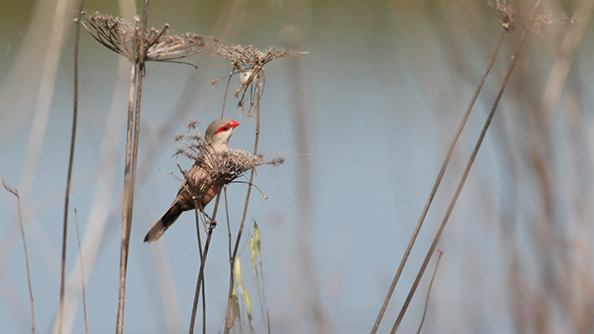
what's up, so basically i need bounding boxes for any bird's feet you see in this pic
[206,219,217,232]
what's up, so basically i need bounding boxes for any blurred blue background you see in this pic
[1,0,593,333]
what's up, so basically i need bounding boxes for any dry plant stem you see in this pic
[190,201,206,334]
[225,188,232,259]
[20,192,36,334]
[189,193,223,334]
[117,62,137,334]
[224,99,261,334]
[59,3,84,333]
[116,1,149,331]
[74,209,89,334]
[221,69,236,118]
[118,62,144,330]
[188,200,206,334]
[128,62,146,230]
[415,250,443,334]
[21,200,35,333]
[390,18,535,334]
[370,30,507,334]
[3,182,35,333]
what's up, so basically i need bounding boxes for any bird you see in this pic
[144,118,240,243]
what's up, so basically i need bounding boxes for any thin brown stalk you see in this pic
[116,2,149,332]
[128,60,146,224]
[415,250,443,334]
[370,26,508,334]
[74,209,89,334]
[59,3,85,333]
[3,180,35,333]
[116,61,138,334]
[225,188,232,259]
[117,63,144,333]
[189,193,223,334]
[224,94,261,334]
[390,4,539,330]
[220,69,237,118]
[188,199,206,334]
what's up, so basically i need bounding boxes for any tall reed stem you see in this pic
[371,29,507,334]
[224,96,261,334]
[390,11,537,331]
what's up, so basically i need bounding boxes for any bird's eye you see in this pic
[223,127,229,131]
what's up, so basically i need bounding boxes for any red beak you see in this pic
[229,120,240,129]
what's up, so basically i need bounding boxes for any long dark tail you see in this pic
[144,204,183,243]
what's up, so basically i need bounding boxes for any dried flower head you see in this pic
[490,0,515,30]
[216,45,304,114]
[2,179,19,197]
[199,149,275,185]
[172,121,283,193]
[489,1,571,31]
[79,12,218,65]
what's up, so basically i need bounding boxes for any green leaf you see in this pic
[246,288,256,333]
[234,257,243,288]
[250,236,257,273]
[231,290,240,322]
[254,221,261,254]
[244,287,253,317]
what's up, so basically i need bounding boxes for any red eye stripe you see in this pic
[214,120,240,135]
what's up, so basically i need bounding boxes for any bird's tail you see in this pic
[144,204,183,243]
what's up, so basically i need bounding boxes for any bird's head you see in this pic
[204,118,240,152]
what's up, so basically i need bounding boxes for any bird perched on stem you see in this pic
[144,118,240,243]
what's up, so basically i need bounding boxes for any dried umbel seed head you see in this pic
[172,121,284,188]
[196,149,283,193]
[79,12,219,64]
[217,44,301,92]
[488,0,572,31]
[215,44,305,114]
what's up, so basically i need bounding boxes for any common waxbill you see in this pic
[144,118,240,243]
